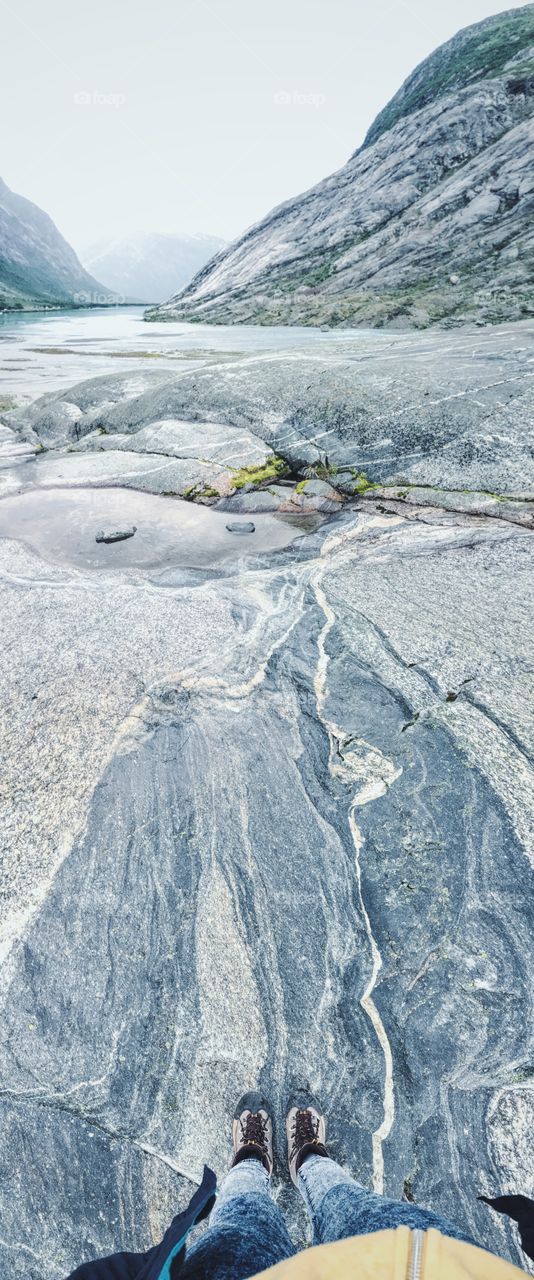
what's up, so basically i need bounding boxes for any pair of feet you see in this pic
[232,1091,328,1186]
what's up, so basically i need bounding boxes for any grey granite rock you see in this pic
[5,374,284,503]
[0,439,35,461]
[95,525,136,543]
[362,485,534,528]
[1,306,534,1277]
[7,370,174,446]
[8,322,532,501]
[283,478,343,513]
[148,9,534,330]
[0,424,18,446]
[0,447,272,504]
[0,449,218,498]
[225,520,255,534]
[105,418,272,469]
[216,488,284,513]
[0,502,532,1276]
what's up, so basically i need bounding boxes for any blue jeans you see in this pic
[181,1155,476,1280]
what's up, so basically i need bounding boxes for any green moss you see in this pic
[352,472,378,494]
[295,479,309,493]
[183,482,219,501]
[230,455,289,490]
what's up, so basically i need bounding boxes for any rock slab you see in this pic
[0,506,532,1276]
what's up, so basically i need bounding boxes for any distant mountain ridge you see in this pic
[0,178,114,311]
[149,5,534,330]
[82,232,227,303]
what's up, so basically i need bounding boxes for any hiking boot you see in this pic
[231,1092,273,1176]
[286,1094,328,1185]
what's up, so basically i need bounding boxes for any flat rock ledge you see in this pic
[3,323,533,525]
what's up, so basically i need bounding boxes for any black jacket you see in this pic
[479,1195,534,1264]
[67,1166,216,1280]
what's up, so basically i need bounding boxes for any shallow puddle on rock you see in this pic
[0,487,323,571]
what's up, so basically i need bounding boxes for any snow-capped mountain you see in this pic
[81,232,227,303]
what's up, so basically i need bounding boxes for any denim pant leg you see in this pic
[182,1158,296,1280]
[298,1155,478,1248]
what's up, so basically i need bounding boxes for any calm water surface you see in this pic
[0,486,321,571]
[0,305,384,405]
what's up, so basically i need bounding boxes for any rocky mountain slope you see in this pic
[81,231,226,303]
[0,178,115,311]
[149,6,534,329]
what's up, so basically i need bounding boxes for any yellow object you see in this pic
[251,1227,527,1280]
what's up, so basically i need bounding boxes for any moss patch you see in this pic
[352,472,378,494]
[183,483,219,501]
[230,456,289,489]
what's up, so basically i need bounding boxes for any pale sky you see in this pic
[1,0,528,254]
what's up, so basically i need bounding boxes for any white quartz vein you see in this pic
[313,572,400,1192]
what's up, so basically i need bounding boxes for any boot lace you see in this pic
[240,1111,268,1153]
[290,1108,320,1160]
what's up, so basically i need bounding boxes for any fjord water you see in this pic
[0,305,382,403]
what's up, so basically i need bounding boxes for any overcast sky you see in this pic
[1,0,528,256]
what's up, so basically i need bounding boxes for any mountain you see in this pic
[81,232,227,304]
[149,6,534,330]
[0,178,115,311]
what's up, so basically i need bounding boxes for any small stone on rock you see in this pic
[225,521,256,534]
[95,526,137,544]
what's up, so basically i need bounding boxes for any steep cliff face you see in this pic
[0,178,114,310]
[149,6,534,329]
